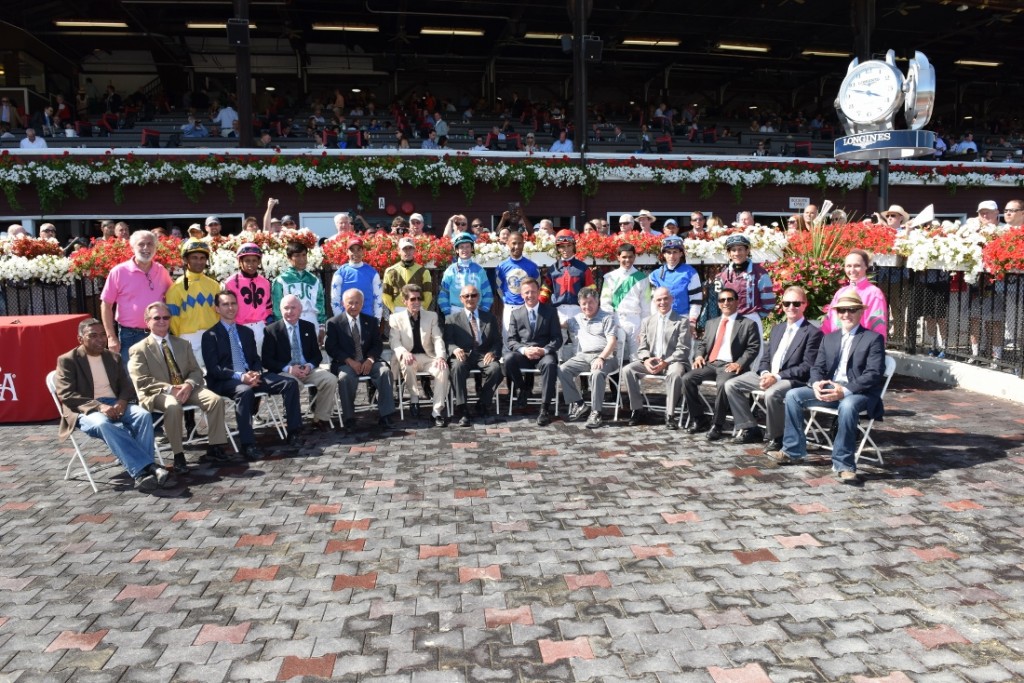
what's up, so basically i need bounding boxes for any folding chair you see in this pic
[803,355,897,466]
[46,371,98,493]
[153,404,238,454]
[395,369,449,420]
[555,328,627,416]
[506,364,544,415]
[253,391,288,440]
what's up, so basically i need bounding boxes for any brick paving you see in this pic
[1,376,1024,682]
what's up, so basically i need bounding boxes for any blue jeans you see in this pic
[77,398,155,478]
[118,326,149,369]
[782,386,872,473]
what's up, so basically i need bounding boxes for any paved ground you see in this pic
[2,376,1024,683]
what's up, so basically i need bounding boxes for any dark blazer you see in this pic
[695,314,762,373]
[810,326,887,419]
[444,308,502,358]
[54,347,137,440]
[636,310,692,365]
[325,312,384,374]
[262,319,323,373]
[756,319,824,384]
[202,322,263,384]
[505,303,562,356]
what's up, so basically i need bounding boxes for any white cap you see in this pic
[410,213,424,223]
[977,200,998,212]
[619,213,634,224]
[398,237,415,249]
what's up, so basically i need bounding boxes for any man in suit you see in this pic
[262,294,338,430]
[681,287,762,439]
[724,285,823,447]
[503,276,563,426]
[445,283,504,427]
[54,318,176,492]
[620,287,693,429]
[389,283,449,427]
[128,302,230,470]
[770,291,887,486]
[325,288,396,430]
[201,291,303,461]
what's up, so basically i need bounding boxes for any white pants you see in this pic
[394,353,449,416]
[180,330,205,369]
[502,303,524,345]
[241,320,266,352]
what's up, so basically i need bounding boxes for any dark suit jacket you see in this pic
[444,308,502,358]
[54,347,137,440]
[695,314,761,373]
[202,322,264,385]
[505,303,562,356]
[756,320,824,384]
[325,312,384,374]
[262,319,323,373]
[810,326,887,419]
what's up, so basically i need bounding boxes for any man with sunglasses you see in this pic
[389,284,449,427]
[724,286,823,448]
[769,291,886,486]
[681,287,761,439]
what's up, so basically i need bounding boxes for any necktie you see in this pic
[228,325,247,374]
[162,339,184,385]
[771,325,797,376]
[289,324,305,367]
[468,311,480,348]
[528,308,537,335]
[655,315,667,359]
[351,318,364,361]
[708,317,729,362]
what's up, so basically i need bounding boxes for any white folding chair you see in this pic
[395,369,449,420]
[803,355,897,466]
[253,391,287,440]
[556,328,627,416]
[506,363,544,415]
[153,404,239,454]
[46,370,98,493]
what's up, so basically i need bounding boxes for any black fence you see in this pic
[4,267,1021,377]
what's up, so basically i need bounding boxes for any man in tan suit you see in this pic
[128,302,230,470]
[389,283,449,427]
[54,318,176,492]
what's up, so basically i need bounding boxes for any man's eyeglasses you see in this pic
[1004,208,1022,214]
[718,296,737,303]
[781,300,804,307]
[41,229,56,234]
[406,297,422,302]
[834,307,862,315]
[787,219,797,225]
[455,221,467,226]
[148,315,171,321]
[461,293,480,299]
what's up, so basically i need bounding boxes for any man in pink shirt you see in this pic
[100,230,173,366]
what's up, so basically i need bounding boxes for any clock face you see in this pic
[839,62,902,124]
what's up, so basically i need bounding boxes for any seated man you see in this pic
[389,284,449,427]
[128,302,231,470]
[724,285,823,448]
[769,291,887,486]
[621,287,692,429]
[325,288,396,430]
[55,317,176,492]
[557,286,618,429]
[503,276,563,426]
[201,291,303,461]
[444,284,504,427]
[262,294,338,431]
[681,287,761,439]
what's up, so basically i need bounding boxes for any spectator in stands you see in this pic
[636,210,662,236]
[19,128,47,149]
[689,211,709,238]
[618,214,635,233]
[523,133,539,153]
[549,130,574,153]
[33,106,57,137]
[752,140,768,156]
[422,129,440,149]
[432,111,449,143]
[204,216,222,239]
[662,218,680,236]
[180,115,208,138]
[786,214,807,237]
[968,200,1005,367]
[952,132,978,156]
[324,213,355,243]
[612,125,626,143]
[1,96,24,128]
[471,135,489,151]
[5,224,26,238]
[104,85,122,114]
[114,222,130,239]
[802,204,819,226]
[0,123,14,140]
[210,101,239,138]
[736,211,755,227]
[38,223,57,240]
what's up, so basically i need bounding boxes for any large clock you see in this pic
[837,51,905,126]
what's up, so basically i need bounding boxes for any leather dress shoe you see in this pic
[763,438,783,454]
[241,444,262,461]
[705,425,726,441]
[378,414,395,429]
[838,470,863,486]
[458,413,472,427]
[310,419,330,432]
[687,420,711,434]
[172,452,189,472]
[733,427,763,444]
[628,410,648,427]
[205,444,232,463]
[536,410,551,427]
[433,414,447,428]
[665,415,679,430]
[286,429,302,446]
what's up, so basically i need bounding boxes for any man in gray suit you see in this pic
[682,287,762,439]
[503,277,563,426]
[620,287,692,429]
[128,302,230,470]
